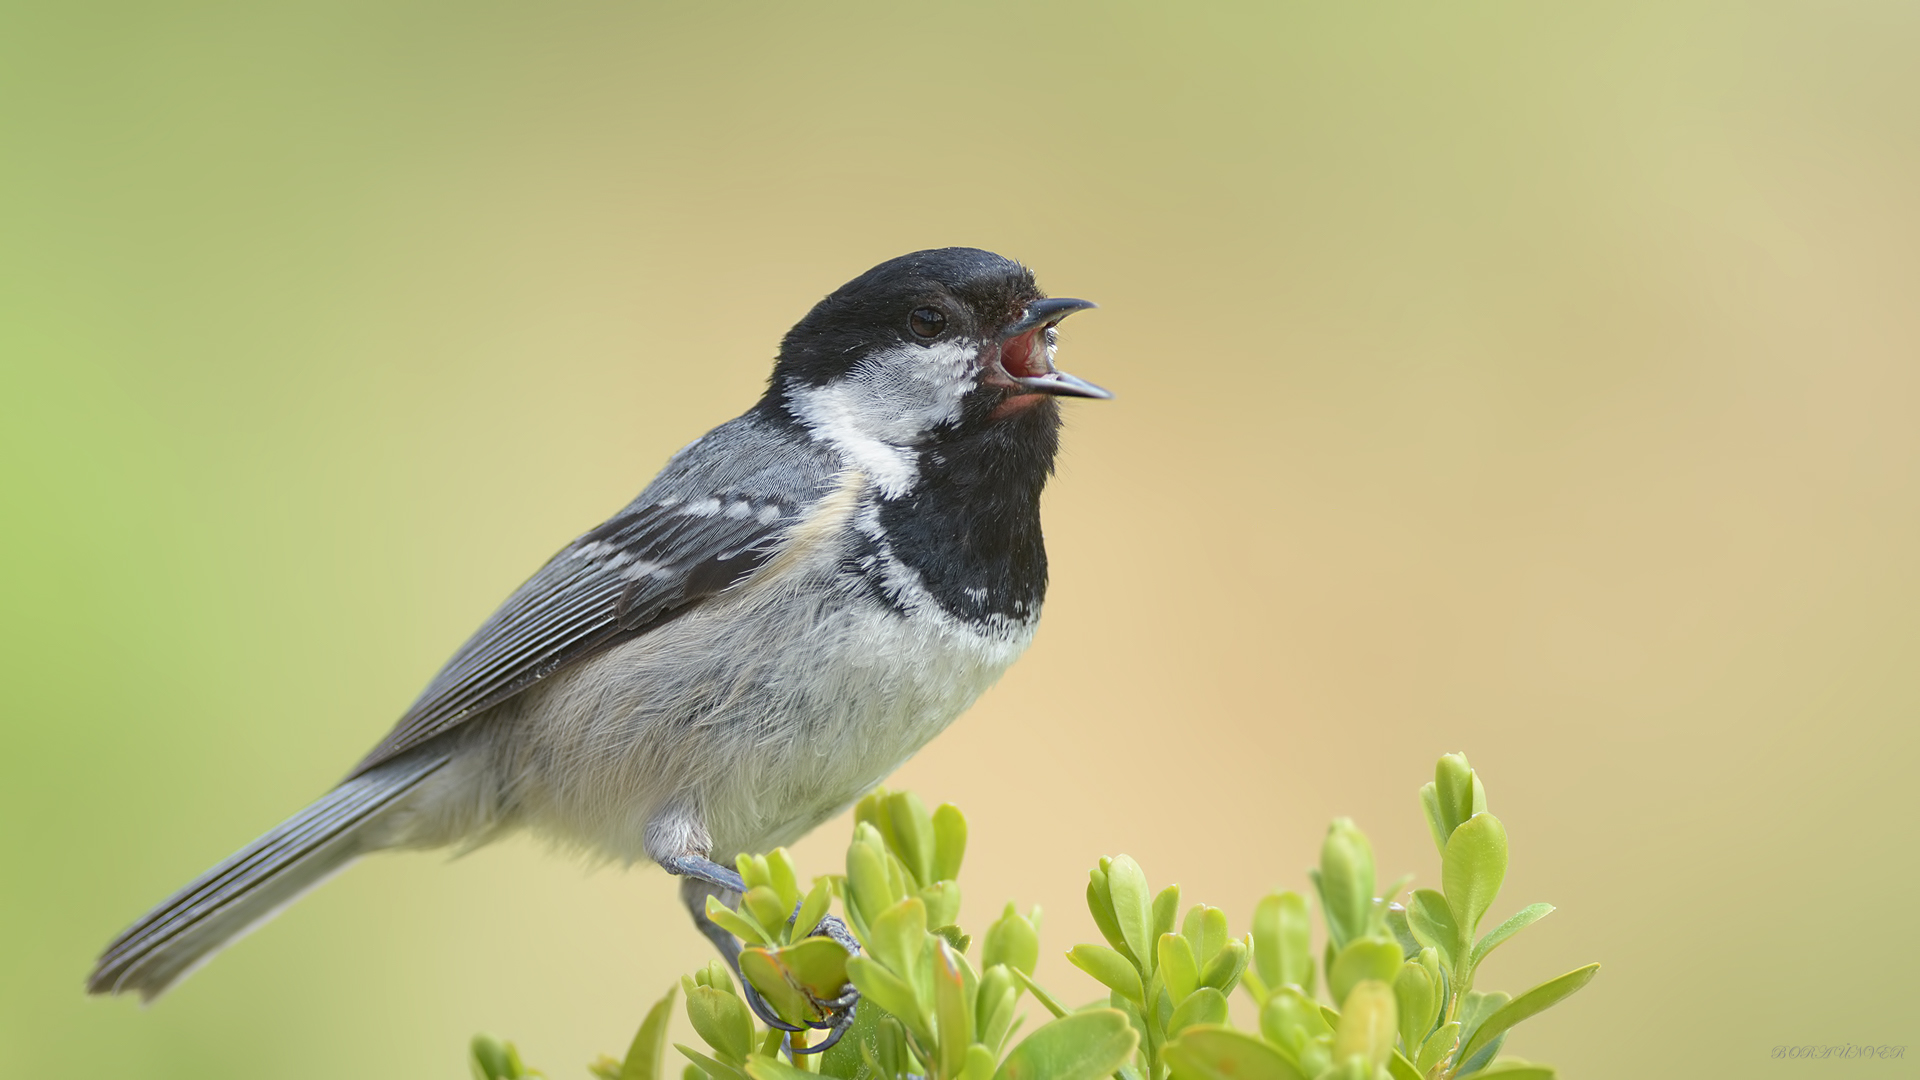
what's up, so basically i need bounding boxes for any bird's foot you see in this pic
[785,914,860,1055]
[667,855,860,1052]
[733,914,861,1053]
[668,857,803,1032]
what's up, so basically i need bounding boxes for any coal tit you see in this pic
[90,248,1108,1035]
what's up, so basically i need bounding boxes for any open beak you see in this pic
[994,298,1113,400]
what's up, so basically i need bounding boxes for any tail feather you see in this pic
[89,754,448,1000]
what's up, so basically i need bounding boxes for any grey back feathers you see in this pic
[352,414,840,776]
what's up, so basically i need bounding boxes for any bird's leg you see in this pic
[677,874,804,1034]
[668,857,861,1054]
[662,853,747,895]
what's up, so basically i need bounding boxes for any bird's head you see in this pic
[766,248,1107,479]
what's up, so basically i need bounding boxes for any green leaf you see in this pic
[932,803,968,883]
[1459,964,1600,1063]
[1470,903,1553,970]
[846,827,899,929]
[690,959,736,995]
[469,1034,526,1080]
[994,1009,1139,1080]
[1086,862,1130,960]
[1441,814,1508,943]
[1420,783,1449,856]
[682,981,755,1066]
[615,988,677,1080]
[1167,987,1229,1033]
[1104,855,1155,971]
[820,986,890,1080]
[846,955,932,1046]
[1456,989,1509,1058]
[983,904,1041,977]
[1181,905,1230,969]
[1386,1051,1424,1080]
[888,791,936,887]
[866,897,929,984]
[932,922,971,955]
[1251,891,1313,992]
[977,965,1022,1051]
[791,878,833,943]
[921,880,963,930]
[1471,1061,1557,1079]
[875,1013,911,1079]
[1315,820,1376,950]
[742,1057,815,1080]
[934,939,974,1080]
[961,1043,999,1080]
[1197,938,1249,993]
[674,1043,747,1080]
[1385,904,1420,959]
[1331,980,1397,1073]
[739,938,852,1028]
[741,886,793,945]
[1431,753,1476,842]
[1461,1037,1510,1077]
[1113,997,1149,1072]
[735,853,769,892]
[1328,938,1402,1007]
[1066,943,1145,1004]
[704,895,772,949]
[1391,961,1437,1057]
[1415,1021,1459,1075]
[1159,933,1199,1003]
[1010,967,1073,1020]
[1416,946,1443,985]
[1404,889,1462,973]
[764,849,801,911]
[1299,1037,1335,1078]
[1153,885,1182,945]
[1161,1027,1307,1080]
[1258,985,1331,1060]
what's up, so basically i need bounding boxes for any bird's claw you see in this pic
[806,913,861,957]
[675,862,861,1054]
[738,978,806,1033]
[785,913,860,1055]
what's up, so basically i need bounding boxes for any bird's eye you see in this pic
[909,307,948,338]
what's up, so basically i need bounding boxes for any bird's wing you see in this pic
[347,493,800,776]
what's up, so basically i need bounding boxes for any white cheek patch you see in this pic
[786,339,979,498]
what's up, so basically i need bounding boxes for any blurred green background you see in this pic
[4,2,1916,1076]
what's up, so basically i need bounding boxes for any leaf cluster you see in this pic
[470,754,1596,1080]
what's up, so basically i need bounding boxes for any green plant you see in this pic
[470,753,1595,1080]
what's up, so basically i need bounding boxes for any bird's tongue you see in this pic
[999,330,1049,380]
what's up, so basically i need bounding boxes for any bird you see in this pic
[88,247,1109,1030]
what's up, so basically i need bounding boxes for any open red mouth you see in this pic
[987,329,1071,419]
[980,297,1110,405]
[998,328,1052,381]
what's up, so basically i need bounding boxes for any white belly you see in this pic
[467,514,1035,864]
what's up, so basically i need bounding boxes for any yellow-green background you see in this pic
[4,3,1915,1076]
